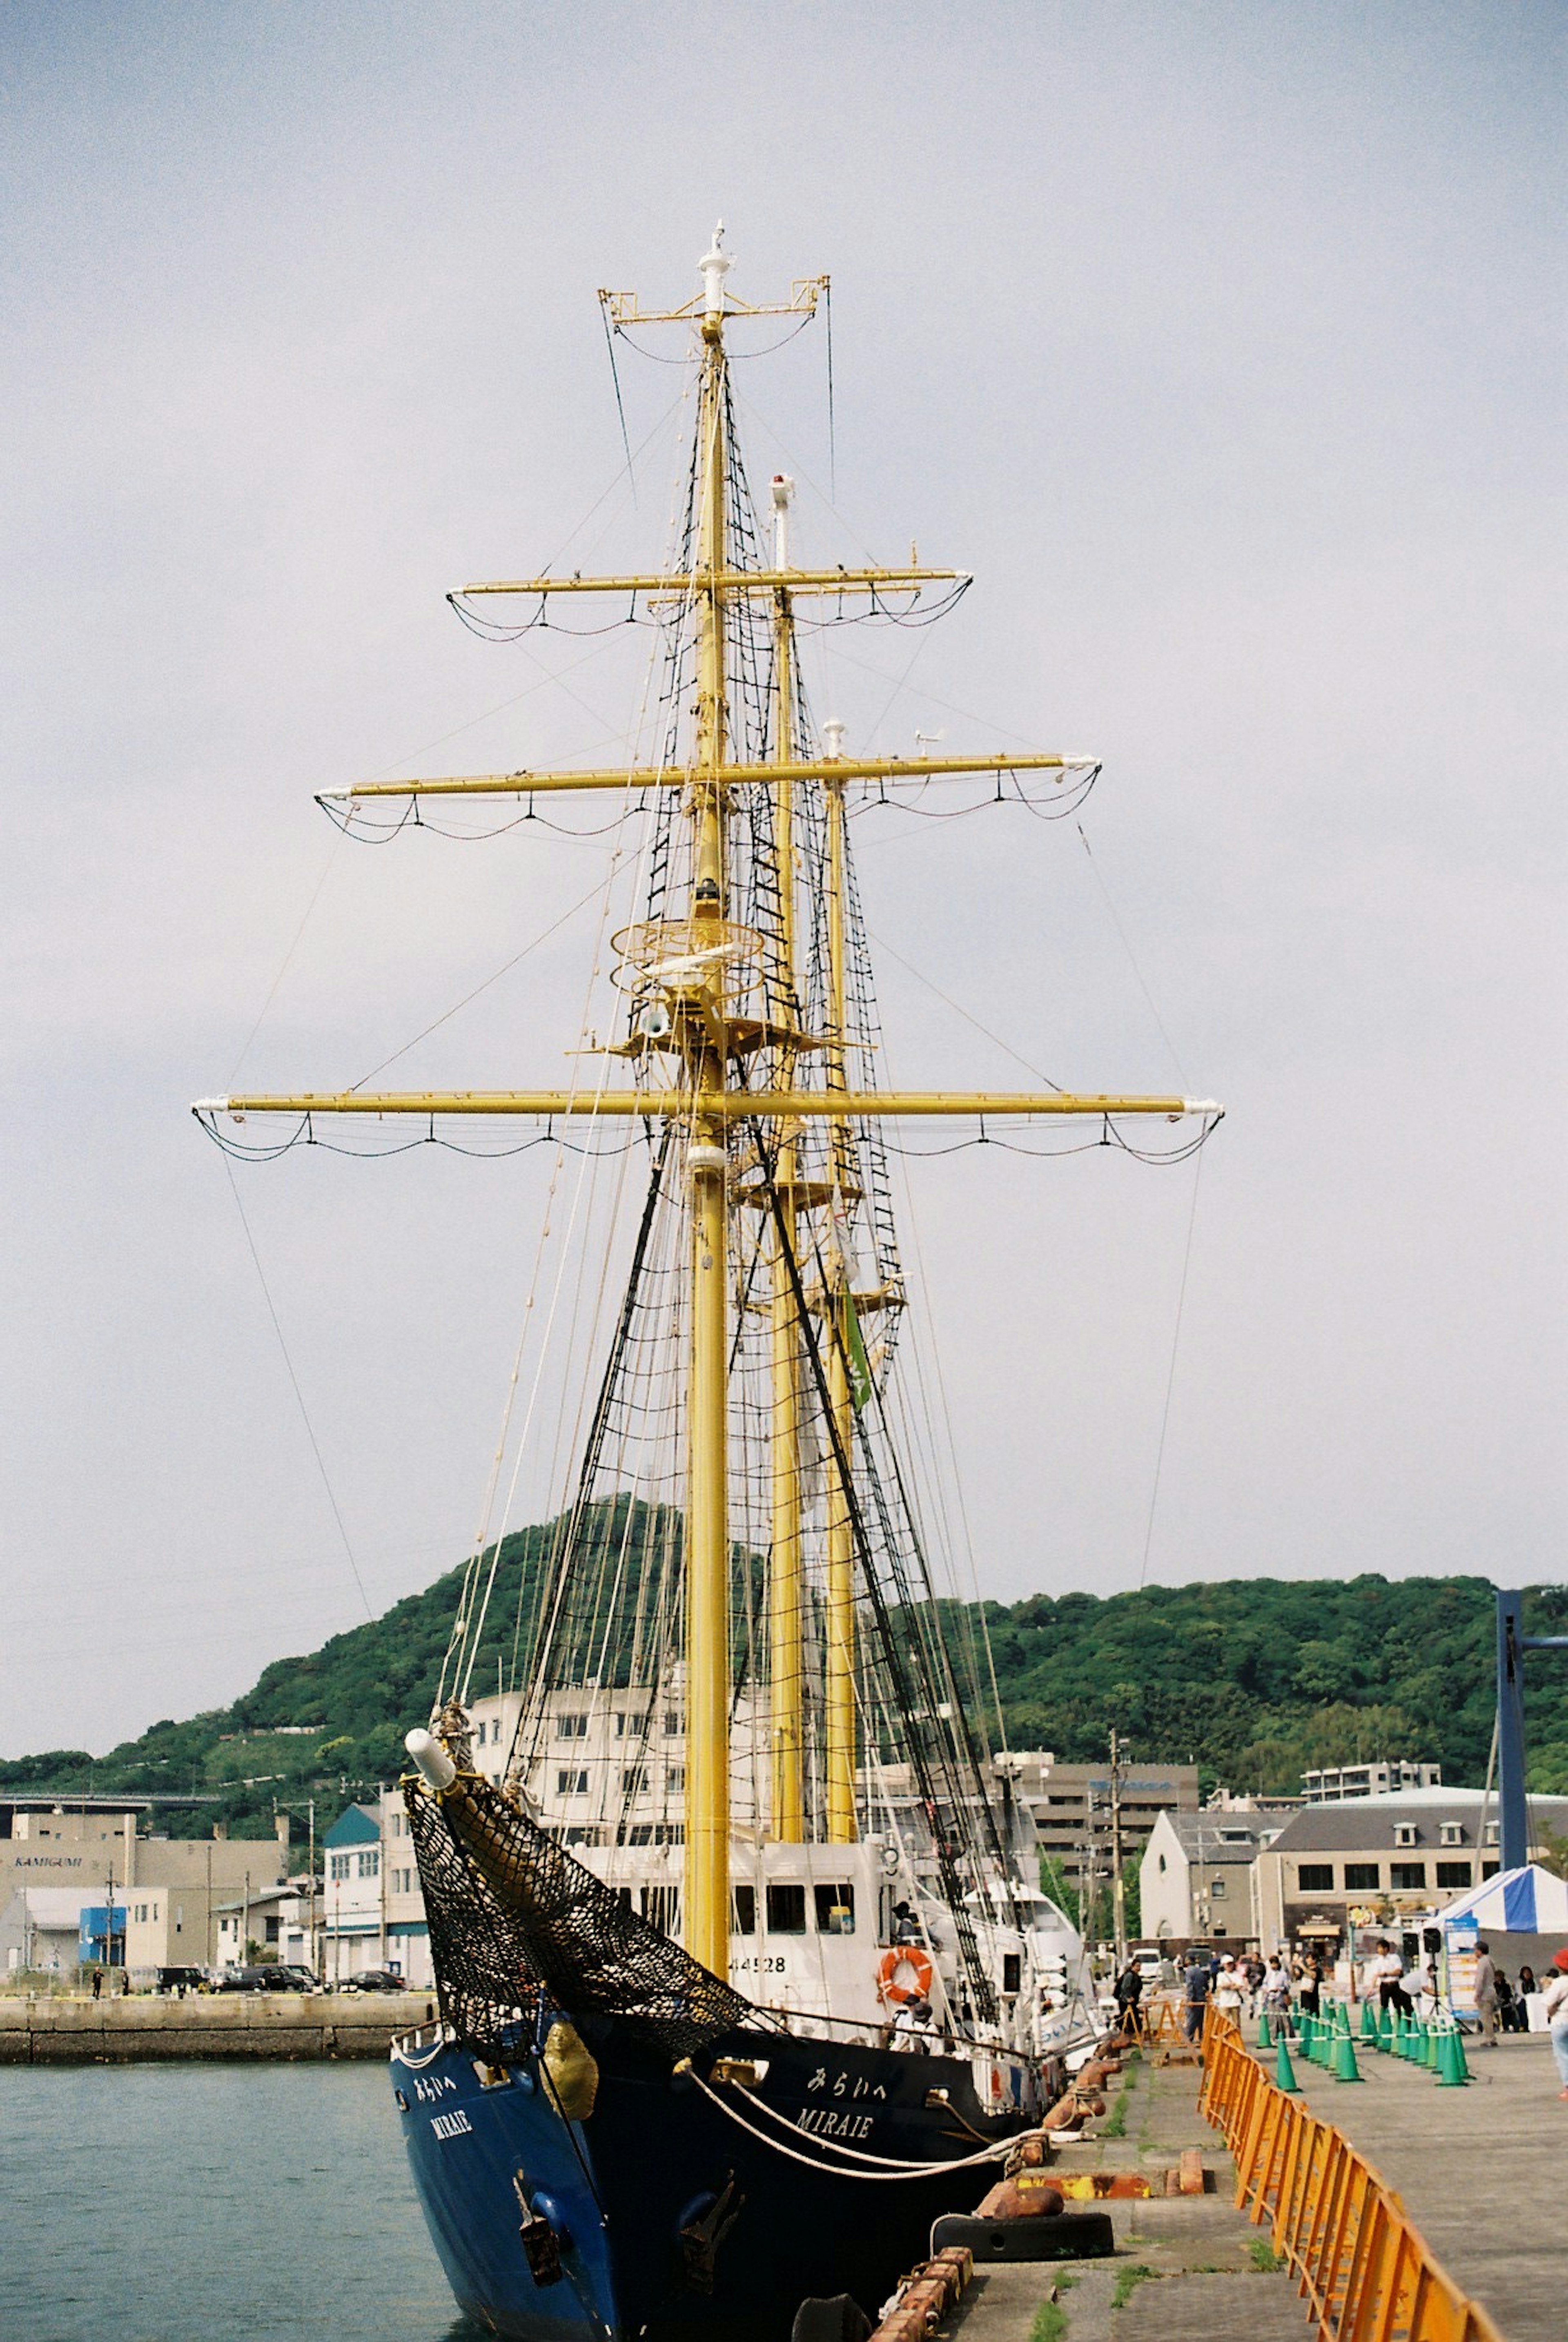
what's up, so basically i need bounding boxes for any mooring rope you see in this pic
[679,2062,1033,2182]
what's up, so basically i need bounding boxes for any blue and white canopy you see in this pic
[1438,1862,1568,1935]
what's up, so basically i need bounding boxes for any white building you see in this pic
[1138,1807,1292,1947]
[320,1795,433,1987]
[1301,1760,1441,1803]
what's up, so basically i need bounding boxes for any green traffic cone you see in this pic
[1359,1999,1379,2043]
[1422,2021,1440,2070]
[1435,2026,1470,2088]
[1275,2034,1301,2093]
[1258,2007,1273,2049]
[1336,2001,1352,2034]
[1377,2001,1393,2051]
[1330,2028,1363,2083]
[1299,2011,1316,2060]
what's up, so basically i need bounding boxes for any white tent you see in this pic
[1437,1863,1568,1936]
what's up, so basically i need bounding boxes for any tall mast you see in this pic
[200,240,1226,1968]
[767,474,805,1845]
[684,225,734,1973]
[822,719,858,1844]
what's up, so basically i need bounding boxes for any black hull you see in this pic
[395,2010,1032,2340]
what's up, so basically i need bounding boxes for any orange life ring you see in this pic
[878,1945,935,2005]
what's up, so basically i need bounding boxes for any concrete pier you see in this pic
[1249,2023,1562,2342]
[0,1989,434,2061]
[942,2057,1306,2342]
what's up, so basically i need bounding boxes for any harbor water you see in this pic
[2,2062,474,2341]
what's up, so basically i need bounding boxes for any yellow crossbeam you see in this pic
[323,753,1085,803]
[454,567,964,598]
[198,1090,1219,1121]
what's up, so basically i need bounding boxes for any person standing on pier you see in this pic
[1543,1948,1568,2101]
[1472,1942,1499,2047]
[1183,1951,1211,2043]
[1372,1940,1409,2017]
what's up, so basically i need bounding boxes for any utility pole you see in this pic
[1109,1729,1128,1969]
[308,1799,319,1983]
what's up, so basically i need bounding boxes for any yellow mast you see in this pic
[820,721,858,1843]
[767,475,805,1845]
[197,234,1226,1985]
[682,229,734,1974]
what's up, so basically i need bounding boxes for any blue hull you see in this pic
[393,2016,1029,2340]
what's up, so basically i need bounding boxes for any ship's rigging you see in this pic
[196,227,1221,2034]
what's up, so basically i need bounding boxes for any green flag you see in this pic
[839,1288,873,1412]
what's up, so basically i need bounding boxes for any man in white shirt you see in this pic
[1372,1940,1409,2017]
[1543,1947,1568,2100]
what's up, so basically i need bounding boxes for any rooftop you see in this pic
[1267,1791,1568,1856]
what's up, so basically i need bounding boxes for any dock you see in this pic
[1243,2023,1560,2342]
[0,1988,434,2061]
[935,2056,1309,2342]
[909,2023,1558,2341]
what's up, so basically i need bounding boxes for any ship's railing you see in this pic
[1199,2008,1504,2342]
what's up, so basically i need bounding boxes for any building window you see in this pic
[766,1883,807,1935]
[357,1850,379,1879]
[1393,1824,1418,1849]
[815,1883,855,1936]
[330,1854,350,1881]
[1210,1876,1227,1897]
[556,1769,589,1796]
[1435,1862,1471,1890]
[1297,1865,1334,1892]
[1390,1862,1426,1891]
[615,1711,648,1738]
[621,1767,649,1795]
[732,1885,756,1935]
[664,1711,683,1736]
[1439,1823,1464,1847]
[557,1714,589,1739]
[1344,1864,1379,1891]
[666,1767,686,1793]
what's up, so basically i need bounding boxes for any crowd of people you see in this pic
[1142,1938,1568,2099]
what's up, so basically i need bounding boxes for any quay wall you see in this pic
[0,1991,435,2062]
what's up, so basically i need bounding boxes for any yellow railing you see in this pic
[1199,2010,1505,2342]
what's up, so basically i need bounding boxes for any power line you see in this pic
[222,1157,374,1622]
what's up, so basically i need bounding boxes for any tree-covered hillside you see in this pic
[5,1509,1564,1835]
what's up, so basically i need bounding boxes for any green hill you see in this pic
[5,1512,1565,1836]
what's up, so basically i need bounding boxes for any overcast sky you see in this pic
[5,3,1563,1756]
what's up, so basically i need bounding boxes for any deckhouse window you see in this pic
[766,1883,807,1935]
[814,1883,855,1935]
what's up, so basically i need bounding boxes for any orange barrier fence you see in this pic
[1199,2010,1505,2342]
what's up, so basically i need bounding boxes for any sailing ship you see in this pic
[197,230,1220,2341]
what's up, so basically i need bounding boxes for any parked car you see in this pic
[155,1965,211,1995]
[341,1968,408,1993]
[218,1963,321,1993]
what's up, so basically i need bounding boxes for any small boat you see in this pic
[197,226,1220,2341]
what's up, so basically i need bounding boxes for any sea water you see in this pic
[1,2062,474,2342]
